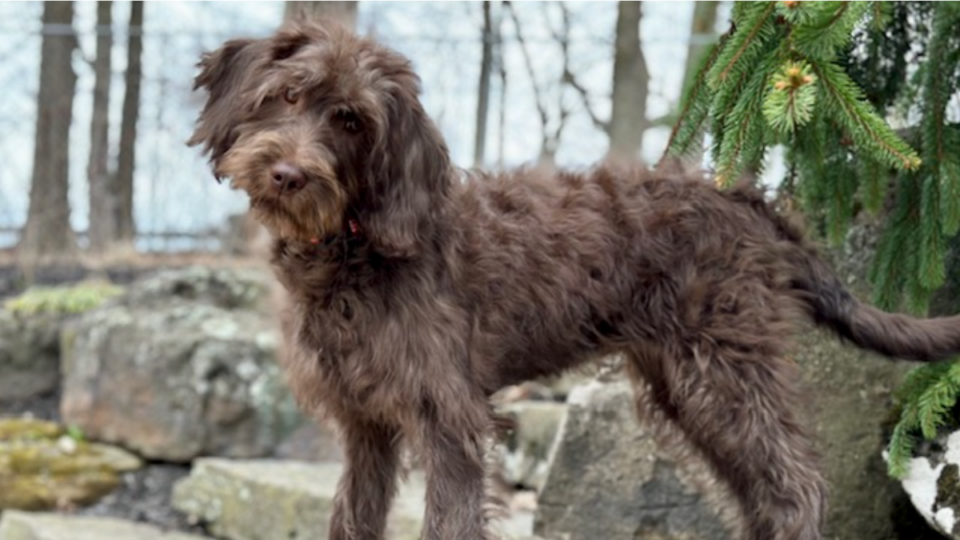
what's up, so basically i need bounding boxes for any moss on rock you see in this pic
[4,282,123,317]
[0,418,141,511]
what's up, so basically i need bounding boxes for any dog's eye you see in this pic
[336,110,363,134]
[283,87,300,104]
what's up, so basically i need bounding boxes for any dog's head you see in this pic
[190,20,450,257]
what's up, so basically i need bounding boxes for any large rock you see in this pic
[794,221,917,539]
[0,418,141,511]
[0,310,65,401]
[535,378,735,540]
[897,430,960,538]
[0,511,208,540]
[60,267,305,462]
[496,400,566,490]
[793,326,910,539]
[1,282,125,402]
[172,459,424,540]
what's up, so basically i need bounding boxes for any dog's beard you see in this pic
[218,131,348,243]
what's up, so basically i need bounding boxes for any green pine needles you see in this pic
[888,361,960,478]
[664,1,960,314]
[663,2,960,479]
[763,61,818,134]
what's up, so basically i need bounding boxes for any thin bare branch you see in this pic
[505,1,553,156]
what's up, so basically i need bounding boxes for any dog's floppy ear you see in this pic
[189,38,256,173]
[363,80,451,259]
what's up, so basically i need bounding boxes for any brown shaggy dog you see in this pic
[190,20,960,540]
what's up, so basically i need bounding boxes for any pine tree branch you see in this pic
[810,60,921,171]
[792,2,869,60]
[920,3,956,170]
[794,113,829,213]
[660,29,730,164]
[710,66,753,170]
[919,176,946,289]
[871,177,914,311]
[942,154,960,235]
[827,161,856,244]
[870,1,890,32]
[859,157,887,215]
[716,53,776,185]
[887,415,917,478]
[916,362,960,439]
[710,0,777,87]
[826,2,849,26]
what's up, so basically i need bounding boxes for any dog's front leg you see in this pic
[329,419,402,540]
[419,395,492,540]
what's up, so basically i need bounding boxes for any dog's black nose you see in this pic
[271,162,306,193]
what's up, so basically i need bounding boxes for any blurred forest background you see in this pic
[0,0,728,262]
[4,1,959,312]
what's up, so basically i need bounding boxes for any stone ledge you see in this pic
[172,458,535,540]
[171,459,424,540]
[0,511,208,540]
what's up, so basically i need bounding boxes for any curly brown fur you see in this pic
[191,20,960,540]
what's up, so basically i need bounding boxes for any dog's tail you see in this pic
[791,251,960,362]
[726,184,960,363]
[783,229,960,363]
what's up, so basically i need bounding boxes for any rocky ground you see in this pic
[0,392,198,534]
[0,262,948,540]
[0,268,547,540]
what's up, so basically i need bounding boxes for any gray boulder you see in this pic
[535,378,735,540]
[0,309,65,401]
[794,221,917,539]
[496,400,566,490]
[60,267,305,462]
[897,430,960,538]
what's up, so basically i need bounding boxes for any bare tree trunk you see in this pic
[473,1,494,168]
[285,1,357,28]
[681,1,719,95]
[114,0,143,250]
[20,1,78,264]
[497,35,507,168]
[87,0,114,254]
[607,1,648,162]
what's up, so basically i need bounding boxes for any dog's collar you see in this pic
[308,218,361,247]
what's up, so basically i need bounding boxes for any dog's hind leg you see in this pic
[627,342,826,540]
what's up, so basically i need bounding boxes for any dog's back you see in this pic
[454,164,960,379]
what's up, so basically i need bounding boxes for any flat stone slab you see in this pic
[172,459,423,540]
[0,511,208,540]
[173,458,534,540]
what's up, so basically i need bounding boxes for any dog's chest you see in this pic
[276,251,461,419]
[285,289,410,418]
